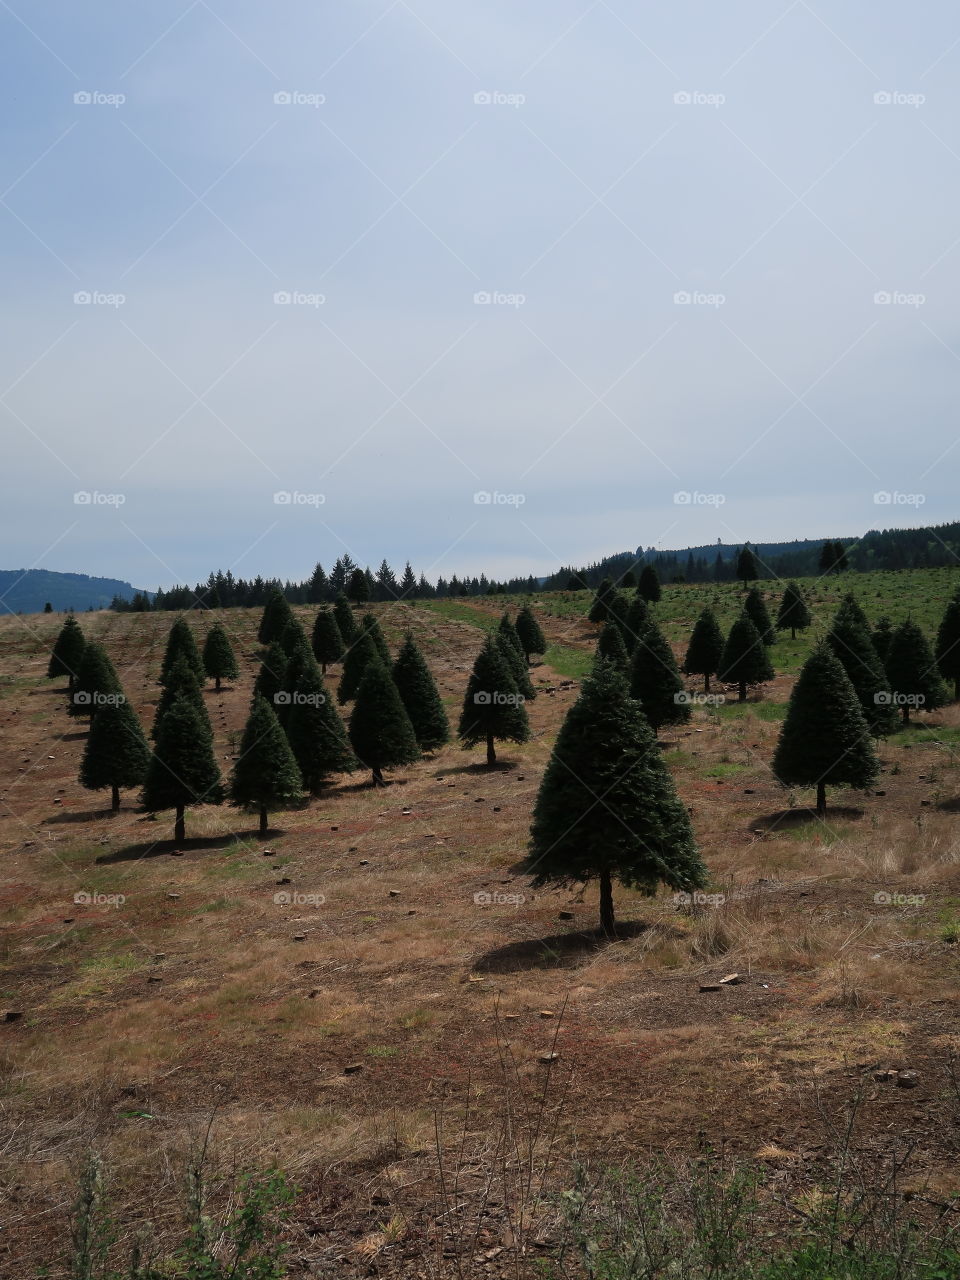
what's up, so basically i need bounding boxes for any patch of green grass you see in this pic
[366,1044,399,1057]
[717,700,787,721]
[702,761,751,779]
[421,600,495,630]
[542,643,592,679]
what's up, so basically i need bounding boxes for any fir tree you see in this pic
[597,621,630,673]
[587,577,615,624]
[70,643,122,719]
[333,593,359,645]
[202,623,238,692]
[362,614,391,666]
[744,587,775,645]
[253,642,288,709]
[718,613,774,702]
[638,565,662,603]
[230,695,303,835]
[628,619,689,731]
[276,640,314,725]
[496,630,536,700]
[524,660,706,935]
[311,608,344,673]
[825,607,897,738]
[152,656,212,740]
[338,631,379,704]
[285,666,357,792]
[622,596,649,654]
[772,644,879,815]
[257,588,294,645]
[279,617,309,657]
[683,607,724,693]
[818,541,840,576]
[873,616,894,668]
[935,592,960,700]
[497,613,525,661]
[392,633,449,751]
[160,618,205,685]
[775,582,811,640]
[458,637,530,765]
[735,547,758,584]
[347,568,370,603]
[620,570,637,590]
[607,592,631,648]
[142,698,223,841]
[349,660,420,785]
[399,562,417,599]
[307,562,329,604]
[515,605,547,665]
[47,615,85,691]
[80,696,150,811]
[884,620,949,723]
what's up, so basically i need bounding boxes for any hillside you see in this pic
[0,569,149,615]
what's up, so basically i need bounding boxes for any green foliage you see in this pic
[736,546,758,583]
[142,698,223,821]
[885,619,950,718]
[622,595,649,653]
[201,623,238,688]
[628,618,688,731]
[160,618,205,685]
[496,631,535,700]
[391,633,449,751]
[638,564,662,603]
[744,587,775,645]
[337,631,378,704]
[229,696,303,821]
[285,667,356,791]
[775,581,812,637]
[153,656,212,740]
[873,615,894,666]
[279,617,308,657]
[47,614,85,683]
[347,567,370,602]
[348,660,420,783]
[361,613,391,666]
[80,698,150,800]
[825,605,898,737]
[596,621,630,673]
[514,604,546,660]
[458,637,530,760]
[70,643,122,719]
[311,608,344,671]
[253,642,288,708]
[257,589,294,646]
[332,593,359,644]
[683,607,724,682]
[587,577,616,623]
[935,591,960,698]
[718,613,774,698]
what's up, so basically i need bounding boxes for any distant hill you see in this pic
[0,569,150,615]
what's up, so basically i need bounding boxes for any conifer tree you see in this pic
[253,642,288,709]
[772,644,879,815]
[458,637,530,765]
[362,614,391,666]
[935,592,960,700]
[279,617,309,657]
[638,565,662,603]
[311,608,344,673]
[744,586,775,645]
[825,608,897,737]
[337,631,379,704]
[775,582,811,640]
[47,615,85,691]
[515,605,547,665]
[142,698,223,841]
[307,562,329,604]
[524,660,706,935]
[285,664,357,792]
[399,562,417,598]
[735,547,758,584]
[607,592,631,648]
[347,568,370,603]
[70,643,122,719]
[683,607,725,693]
[628,619,689,731]
[160,618,205,685]
[392,633,449,751]
[496,631,536,700]
[152,656,212,740]
[873,616,894,668]
[718,613,774,702]
[257,588,294,645]
[349,660,420,785]
[80,696,150,811]
[202,623,238,692]
[498,613,525,660]
[276,640,314,725]
[884,620,949,723]
[622,595,649,654]
[230,695,303,834]
[597,621,630,674]
[835,594,870,631]
[587,577,615,624]
[333,593,359,645]
[620,570,637,590]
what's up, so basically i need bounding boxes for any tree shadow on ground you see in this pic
[432,761,518,779]
[473,920,649,974]
[749,806,865,834]
[935,796,960,812]
[44,808,120,824]
[96,832,260,863]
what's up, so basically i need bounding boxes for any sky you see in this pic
[3,0,960,591]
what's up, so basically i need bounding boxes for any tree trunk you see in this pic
[524,652,531,668]
[259,804,269,835]
[321,662,327,675]
[816,781,826,817]
[791,626,796,640]
[215,675,221,692]
[67,674,74,694]
[111,784,120,812]
[174,805,185,843]
[599,869,616,938]
[738,680,747,703]
[372,766,384,786]
[902,705,910,725]
[703,673,710,694]
[486,732,496,766]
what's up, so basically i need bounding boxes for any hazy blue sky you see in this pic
[3,1,959,589]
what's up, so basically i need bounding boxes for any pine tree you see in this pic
[202,623,238,692]
[349,660,420,785]
[718,613,774,702]
[285,666,357,792]
[515,605,547,665]
[627,618,688,732]
[311,609,344,673]
[744,587,775,645]
[230,696,303,835]
[47,615,85,691]
[835,594,870,631]
[160,618,204,685]
[253,642,288,709]
[620,570,637,590]
[683,608,725,693]
[307,562,329,604]
[399,562,417,599]
[873,616,894,668]
[80,696,150,811]
[333,593,359,645]
[458,637,530,765]
[276,640,315,726]
[279,617,308,657]
[607,592,631,648]
[392,633,449,751]
[638,565,662,603]
[773,644,879,815]
[818,541,840,576]
[70,643,121,719]
[257,588,294,645]
[825,607,897,738]
[597,621,630,673]
[496,631,536,700]
[935,592,960,700]
[347,568,370,603]
[884,620,949,723]
[362,614,391,666]
[142,698,223,841]
[775,582,811,640]
[622,595,649,655]
[497,613,525,660]
[587,577,615,624]
[152,656,212,740]
[337,631,379,704]
[524,660,706,935]
[735,547,758,584]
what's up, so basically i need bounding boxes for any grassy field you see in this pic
[2,570,960,1276]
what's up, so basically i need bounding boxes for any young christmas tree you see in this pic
[524,659,706,935]
[142,697,223,841]
[391,633,449,751]
[772,644,879,815]
[884,619,949,723]
[80,696,150,811]
[873,616,894,668]
[159,617,205,685]
[347,567,370,603]
[935,591,960,700]
[744,586,775,645]
[622,595,649,654]
[230,695,303,835]
[202,623,238,692]
[275,640,314,726]
[285,666,357,792]
[825,608,898,737]
[458,637,530,765]
[361,614,391,666]
[337,630,379,703]
[280,617,309,657]
[606,592,631,648]
[257,588,294,645]
[333,593,359,645]
[735,547,758,584]
[587,577,615,624]
[638,565,662,603]
[47,615,85,691]
[628,619,689,731]
[496,631,536,700]
[152,655,212,740]
[349,660,420,785]
[775,582,811,640]
[253,642,288,709]
[682,607,725,693]
[596,621,630,673]
[70,643,122,719]
[311,609,344,673]
[718,612,774,702]
[514,605,546,666]
[497,613,525,660]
